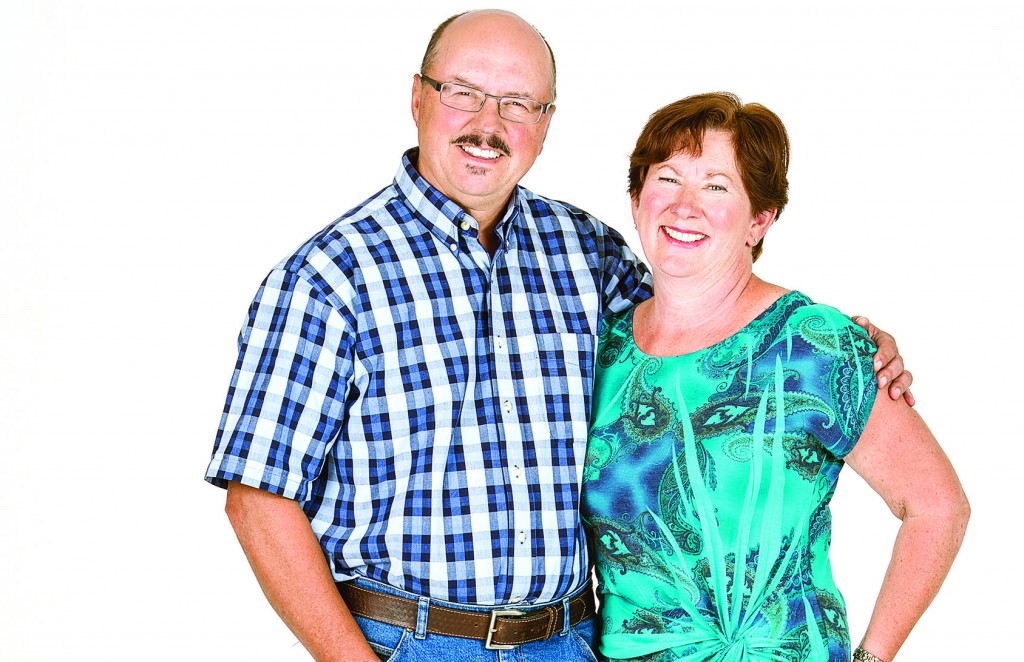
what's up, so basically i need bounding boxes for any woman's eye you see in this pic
[658,177,679,184]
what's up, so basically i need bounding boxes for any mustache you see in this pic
[452,134,512,157]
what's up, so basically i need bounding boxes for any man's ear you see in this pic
[411,74,423,126]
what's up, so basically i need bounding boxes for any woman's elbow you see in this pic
[953,487,971,539]
[932,483,971,548]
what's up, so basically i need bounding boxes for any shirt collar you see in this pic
[395,148,522,247]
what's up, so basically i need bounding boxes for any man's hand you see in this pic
[854,316,915,407]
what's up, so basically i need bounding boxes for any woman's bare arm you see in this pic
[843,396,970,660]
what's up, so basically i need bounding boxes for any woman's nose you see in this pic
[670,185,700,216]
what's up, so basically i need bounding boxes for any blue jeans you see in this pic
[349,577,600,662]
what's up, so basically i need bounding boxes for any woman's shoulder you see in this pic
[774,292,877,376]
[783,292,872,340]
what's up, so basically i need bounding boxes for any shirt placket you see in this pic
[455,210,524,604]
[489,227,536,605]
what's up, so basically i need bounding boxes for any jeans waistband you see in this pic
[340,577,596,650]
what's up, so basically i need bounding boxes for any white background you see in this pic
[1,0,1020,660]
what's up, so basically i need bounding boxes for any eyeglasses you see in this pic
[419,74,554,125]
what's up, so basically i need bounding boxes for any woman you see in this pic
[581,93,969,662]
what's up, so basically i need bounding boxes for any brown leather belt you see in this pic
[338,582,596,650]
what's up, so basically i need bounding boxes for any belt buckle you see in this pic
[484,608,526,650]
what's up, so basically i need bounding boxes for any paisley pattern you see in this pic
[581,291,877,662]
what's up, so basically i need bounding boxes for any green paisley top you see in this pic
[581,291,877,662]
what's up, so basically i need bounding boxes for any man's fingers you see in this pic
[876,354,905,391]
[888,369,914,401]
[872,333,898,379]
[853,315,914,405]
[853,315,873,334]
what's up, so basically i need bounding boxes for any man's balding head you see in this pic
[420,10,557,100]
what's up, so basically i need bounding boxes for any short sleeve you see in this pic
[205,266,355,501]
[786,303,876,459]
[815,309,880,459]
[596,223,652,316]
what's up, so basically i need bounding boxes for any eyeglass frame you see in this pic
[419,74,555,125]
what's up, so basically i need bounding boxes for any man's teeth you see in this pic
[461,145,500,159]
[664,227,706,242]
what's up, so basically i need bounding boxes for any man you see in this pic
[206,10,912,661]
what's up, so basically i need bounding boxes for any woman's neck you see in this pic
[634,266,787,357]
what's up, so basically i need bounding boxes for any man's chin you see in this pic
[463,164,499,177]
[453,166,510,193]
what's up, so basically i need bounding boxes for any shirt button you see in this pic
[510,596,522,603]
[496,336,505,349]
[503,400,512,413]
[449,242,458,252]
[460,220,470,231]
[513,465,521,479]
[518,531,527,543]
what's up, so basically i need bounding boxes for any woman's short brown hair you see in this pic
[628,92,789,262]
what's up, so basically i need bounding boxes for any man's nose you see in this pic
[468,95,504,130]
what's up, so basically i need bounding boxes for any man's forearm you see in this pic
[225,482,378,662]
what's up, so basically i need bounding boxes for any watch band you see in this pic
[853,646,885,662]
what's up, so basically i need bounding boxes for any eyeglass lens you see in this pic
[439,83,544,124]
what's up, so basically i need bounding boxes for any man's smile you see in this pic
[459,144,501,159]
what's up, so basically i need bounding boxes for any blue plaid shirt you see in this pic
[206,149,651,606]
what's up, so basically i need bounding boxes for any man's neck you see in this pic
[476,222,501,256]
[456,196,511,258]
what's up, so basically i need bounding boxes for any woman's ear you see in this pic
[747,208,778,247]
